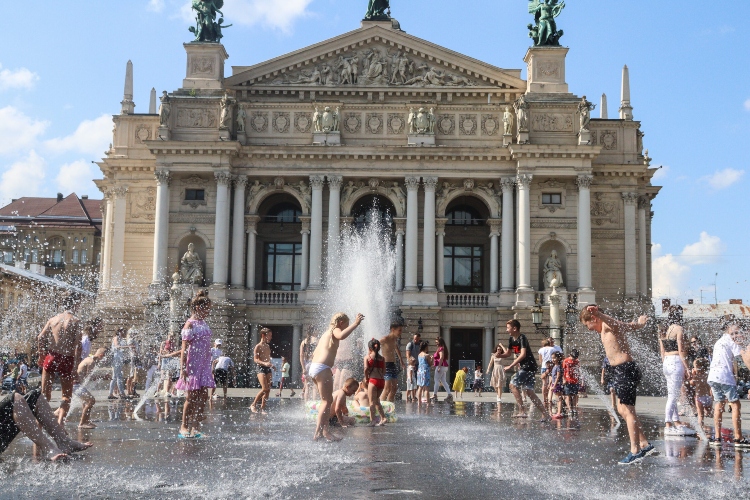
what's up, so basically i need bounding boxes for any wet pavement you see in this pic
[1,397,749,499]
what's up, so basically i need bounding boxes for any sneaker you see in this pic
[732,438,750,448]
[708,436,723,447]
[677,425,697,436]
[641,443,656,457]
[552,413,564,420]
[618,451,643,465]
[664,426,683,437]
[289,391,296,397]
[444,395,454,403]
[107,395,118,400]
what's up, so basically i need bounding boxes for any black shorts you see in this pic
[611,361,641,406]
[214,369,229,386]
[563,383,579,396]
[384,362,401,381]
[0,389,41,454]
[259,366,272,375]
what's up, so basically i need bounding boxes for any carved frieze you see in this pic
[126,224,156,234]
[459,115,478,136]
[531,113,573,132]
[294,113,312,133]
[130,187,156,221]
[600,130,617,150]
[387,114,405,135]
[272,112,290,134]
[176,108,218,128]
[250,112,269,133]
[366,114,384,134]
[170,213,215,224]
[438,114,455,135]
[590,192,618,226]
[481,115,499,136]
[181,175,209,186]
[531,218,576,229]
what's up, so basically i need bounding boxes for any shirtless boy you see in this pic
[75,348,106,429]
[38,291,83,425]
[379,317,406,402]
[309,312,364,441]
[580,305,653,464]
[330,377,358,428]
[250,328,275,414]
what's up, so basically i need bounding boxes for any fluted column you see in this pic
[516,174,533,292]
[488,219,501,293]
[110,186,128,288]
[101,193,114,288]
[308,175,325,289]
[623,192,638,296]
[576,175,593,291]
[500,177,515,292]
[152,170,171,283]
[436,218,447,293]
[231,176,247,288]
[327,175,343,269]
[404,177,420,291]
[394,218,406,291]
[212,171,232,286]
[245,215,260,290]
[422,177,438,291]
[638,197,649,297]
[299,216,311,290]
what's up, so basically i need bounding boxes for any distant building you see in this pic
[0,193,102,291]
[657,299,750,338]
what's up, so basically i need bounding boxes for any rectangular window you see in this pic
[72,250,79,264]
[444,245,483,293]
[264,242,302,291]
[23,248,30,263]
[96,253,101,265]
[52,250,64,264]
[185,189,205,201]
[31,249,38,263]
[81,250,87,264]
[542,193,562,205]
[3,251,14,264]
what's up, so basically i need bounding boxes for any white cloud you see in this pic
[702,168,745,190]
[176,0,312,32]
[652,165,669,181]
[147,0,165,12]
[652,232,725,298]
[0,151,46,204]
[44,114,112,157]
[0,63,39,91]
[55,160,97,196]
[0,106,49,155]
[744,99,750,112]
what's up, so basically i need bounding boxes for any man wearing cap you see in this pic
[210,339,223,399]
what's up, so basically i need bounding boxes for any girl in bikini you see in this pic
[364,338,387,426]
[309,312,364,441]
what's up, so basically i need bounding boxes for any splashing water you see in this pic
[579,366,620,425]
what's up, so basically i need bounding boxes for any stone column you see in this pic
[245,216,260,290]
[404,177,420,291]
[500,177,516,292]
[394,218,406,292]
[623,192,638,297]
[516,174,533,292]
[576,175,594,291]
[638,197,649,297]
[327,175,343,268]
[292,324,302,384]
[230,176,248,288]
[436,218,447,293]
[308,175,325,289]
[441,326,451,352]
[422,177,438,291]
[212,172,232,286]
[101,193,114,288]
[299,216,311,290]
[484,326,494,382]
[152,170,171,284]
[488,219,501,293]
[110,186,128,288]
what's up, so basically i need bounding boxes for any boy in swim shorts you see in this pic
[74,348,107,429]
[580,305,652,465]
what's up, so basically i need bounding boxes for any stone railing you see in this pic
[254,291,299,306]
[443,293,490,308]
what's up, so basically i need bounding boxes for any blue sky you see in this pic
[0,0,747,304]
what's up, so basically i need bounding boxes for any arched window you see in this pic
[265,203,301,223]
[446,205,482,226]
[351,195,395,232]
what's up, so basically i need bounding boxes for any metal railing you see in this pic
[254,291,299,305]
[444,293,490,308]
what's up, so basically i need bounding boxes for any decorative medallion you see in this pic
[537,61,560,78]
[481,115,499,136]
[295,113,312,133]
[388,114,405,135]
[459,114,478,136]
[366,114,383,134]
[344,113,361,134]
[438,114,455,135]
[250,112,268,133]
[600,130,617,150]
[273,112,290,134]
[135,125,151,144]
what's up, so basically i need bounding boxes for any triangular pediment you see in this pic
[225,23,525,91]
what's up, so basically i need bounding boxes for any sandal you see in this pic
[733,438,750,448]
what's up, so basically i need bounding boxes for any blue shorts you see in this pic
[563,383,579,396]
[709,382,739,403]
[510,370,536,391]
[384,362,401,381]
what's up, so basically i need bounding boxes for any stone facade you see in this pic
[95,19,661,384]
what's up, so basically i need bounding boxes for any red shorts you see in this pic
[42,352,77,380]
[369,378,385,390]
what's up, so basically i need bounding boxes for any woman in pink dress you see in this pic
[176,290,216,438]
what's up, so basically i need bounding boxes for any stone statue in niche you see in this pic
[543,249,564,289]
[577,96,596,132]
[219,92,232,129]
[158,91,171,127]
[180,243,204,285]
[514,95,530,132]
[503,106,514,135]
[319,106,340,133]
[236,106,247,133]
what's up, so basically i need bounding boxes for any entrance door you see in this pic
[449,329,483,386]
[269,325,294,366]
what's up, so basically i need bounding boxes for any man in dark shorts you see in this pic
[581,305,652,465]
[379,312,406,402]
[212,354,235,400]
[0,389,92,461]
[251,328,275,414]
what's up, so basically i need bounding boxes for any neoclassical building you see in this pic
[95,14,660,383]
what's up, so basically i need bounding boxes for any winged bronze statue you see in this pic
[528,0,565,47]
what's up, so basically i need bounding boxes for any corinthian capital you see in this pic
[423,176,438,191]
[576,175,593,190]
[516,174,533,189]
[622,192,639,205]
[214,171,232,185]
[233,175,248,189]
[404,176,420,191]
[327,175,343,190]
[154,169,171,186]
[111,186,129,198]
[500,177,516,192]
[310,175,326,189]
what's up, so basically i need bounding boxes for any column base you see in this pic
[514,288,535,308]
[499,290,516,307]
[148,282,169,302]
[402,290,438,307]
[577,288,596,307]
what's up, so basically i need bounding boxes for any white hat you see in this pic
[215,339,222,345]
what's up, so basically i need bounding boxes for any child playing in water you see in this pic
[74,348,107,429]
[330,377,358,428]
[406,357,417,403]
[540,360,554,413]
[562,349,581,416]
[690,358,713,433]
[309,312,364,441]
[354,381,370,410]
[473,365,484,396]
[452,367,467,399]
[416,341,432,405]
[550,352,564,418]
[364,338,387,426]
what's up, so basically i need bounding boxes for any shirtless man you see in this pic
[309,312,364,441]
[75,348,106,429]
[299,327,319,401]
[580,305,653,465]
[250,328,275,414]
[38,291,83,425]
[379,318,406,402]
